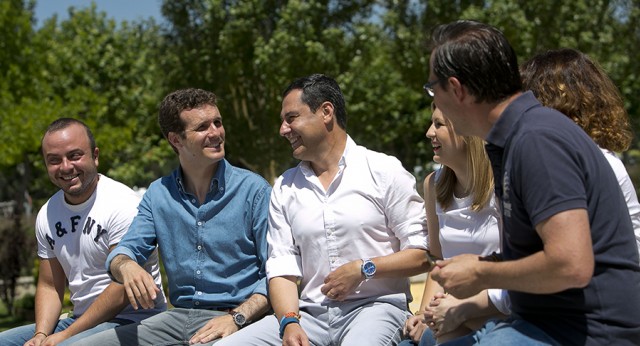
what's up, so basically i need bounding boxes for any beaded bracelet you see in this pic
[283,311,301,319]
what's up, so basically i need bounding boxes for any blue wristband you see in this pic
[279,316,300,338]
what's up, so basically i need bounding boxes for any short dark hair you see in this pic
[430,20,522,103]
[282,74,347,129]
[158,88,218,140]
[42,118,97,157]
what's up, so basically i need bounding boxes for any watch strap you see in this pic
[279,315,300,338]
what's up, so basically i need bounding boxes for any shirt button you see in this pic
[197,245,202,250]
[197,291,202,295]
[195,301,200,305]
[191,199,196,203]
[196,270,201,274]
[197,221,203,226]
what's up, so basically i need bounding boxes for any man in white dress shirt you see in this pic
[217,74,433,346]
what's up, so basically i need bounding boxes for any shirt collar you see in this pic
[486,91,540,148]
[174,159,228,194]
[299,136,353,176]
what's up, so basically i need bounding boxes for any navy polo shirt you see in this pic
[486,92,640,345]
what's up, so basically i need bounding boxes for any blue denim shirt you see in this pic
[107,159,271,309]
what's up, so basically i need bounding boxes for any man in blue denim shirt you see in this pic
[73,88,272,346]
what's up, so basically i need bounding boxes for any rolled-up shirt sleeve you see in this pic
[383,159,428,251]
[266,182,303,280]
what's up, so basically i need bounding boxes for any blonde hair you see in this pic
[521,48,632,152]
[433,108,494,212]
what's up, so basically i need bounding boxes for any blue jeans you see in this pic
[398,339,418,346]
[440,318,560,346]
[398,328,436,346]
[0,316,130,346]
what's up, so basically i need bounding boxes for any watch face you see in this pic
[363,261,376,276]
[233,312,247,326]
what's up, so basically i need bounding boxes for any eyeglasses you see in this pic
[423,80,438,97]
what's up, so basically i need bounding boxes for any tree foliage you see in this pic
[1,0,637,191]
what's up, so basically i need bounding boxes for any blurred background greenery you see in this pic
[1,0,639,328]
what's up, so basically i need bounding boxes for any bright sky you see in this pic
[34,0,163,25]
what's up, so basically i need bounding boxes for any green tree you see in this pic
[0,1,169,314]
[461,0,640,167]
[159,0,435,181]
[0,0,40,315]
[34,5,172,189]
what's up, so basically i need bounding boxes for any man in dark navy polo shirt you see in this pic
[426,20,640,346]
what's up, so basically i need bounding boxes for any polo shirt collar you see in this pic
[486,91,540,148]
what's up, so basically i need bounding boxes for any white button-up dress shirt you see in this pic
[267,137,428,303]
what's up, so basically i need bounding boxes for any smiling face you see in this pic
[426,106,466,169]
[171,105,225,168]
[279,89,328,162]
[42,123,100,205]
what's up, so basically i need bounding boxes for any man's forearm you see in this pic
[34,258,66,337]
[372,248,431,278]
[480,250,590,294]
[269,276,300,320]
[234,293,270,322]
[60,282,130,337]
[109,253,134,283]
[34,287,64,336]
[482,209,593,294]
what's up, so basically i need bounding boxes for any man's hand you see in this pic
[403,313,427,343]
[430,254,485,299]
[113,256,159,309]
[282,322,310,346]
[24,332,47,346]
[189,314,237,344]
[320,260,362,301]
[37,330,71,346]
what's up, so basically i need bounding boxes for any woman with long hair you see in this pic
[400,104,506,345]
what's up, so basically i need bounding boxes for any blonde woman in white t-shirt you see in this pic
[400,104,506,346]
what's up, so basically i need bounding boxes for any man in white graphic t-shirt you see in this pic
[0,118,166,346]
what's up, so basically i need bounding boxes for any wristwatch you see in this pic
[361,258,376,279]
[231,310,247,328]
[426,251,441,270]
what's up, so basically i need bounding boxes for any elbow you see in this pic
[563,261,593,289]
[570,267,593,288]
